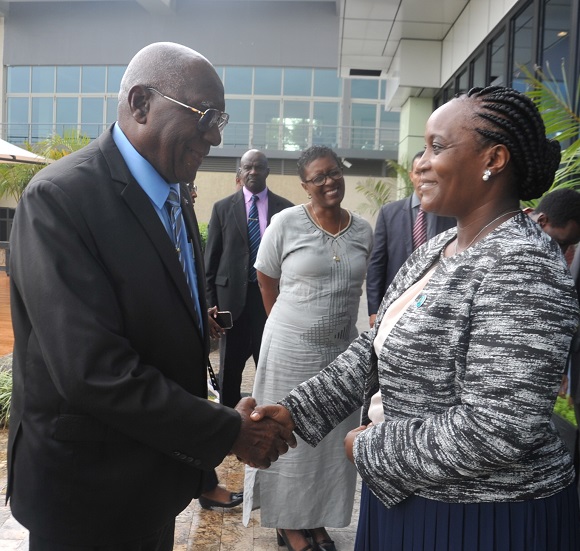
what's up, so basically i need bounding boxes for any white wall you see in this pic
[440,0,519,84]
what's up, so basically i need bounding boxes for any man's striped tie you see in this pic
[248,195,261,282]
[412,207,427,250]
[166,188,189,282]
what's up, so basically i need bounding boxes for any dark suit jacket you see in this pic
[366,195,456,315]
[204,188,293,320]
[569,248,580,405]
[7,128,241,545]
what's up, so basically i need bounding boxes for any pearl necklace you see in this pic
[309,203,343,262]
[455,209,521,254]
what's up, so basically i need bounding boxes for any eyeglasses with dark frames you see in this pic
[303,167,343,186]
[147,87,229,133]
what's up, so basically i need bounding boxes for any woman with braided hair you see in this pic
[251,86,580,550]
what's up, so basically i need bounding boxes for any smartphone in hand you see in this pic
[215,311,233,329]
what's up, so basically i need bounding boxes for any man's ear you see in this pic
[127,85,150,124]
[535,212,548,228]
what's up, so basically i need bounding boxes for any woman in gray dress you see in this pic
[243,146,373,551]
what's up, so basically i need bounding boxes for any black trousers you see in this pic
[29,521,175,551]
[218,282,267,408]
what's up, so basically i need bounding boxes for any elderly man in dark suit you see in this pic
[366,151,456,327]
[205,149,293,407]
[8,42,294,551]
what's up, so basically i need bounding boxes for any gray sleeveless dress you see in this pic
[243,204,373,528]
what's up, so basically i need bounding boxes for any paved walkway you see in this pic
[0,272,367,550]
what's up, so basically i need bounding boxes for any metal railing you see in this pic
[3,122,398,153]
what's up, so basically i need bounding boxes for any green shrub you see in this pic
[0,370,11,428]
[198,222,208,252]
[554,395,577,427]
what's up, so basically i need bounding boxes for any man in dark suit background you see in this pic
[366,151,456,327]
[205,149,293,407]
[8,42,294,550]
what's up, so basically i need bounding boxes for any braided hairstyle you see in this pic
[463,86,561,200]
[297,145,342,181]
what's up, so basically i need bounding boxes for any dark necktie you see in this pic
[412,207,427,250]
[248,195,261,282]
[166,188,203,328]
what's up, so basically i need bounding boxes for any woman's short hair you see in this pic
[464,86,561,200]
[297,145,342,181]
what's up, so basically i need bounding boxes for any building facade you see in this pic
[0,0,578,239]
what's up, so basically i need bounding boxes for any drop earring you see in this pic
[482,169,491,181]
[307,194,312,199]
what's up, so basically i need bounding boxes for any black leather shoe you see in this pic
[198,491,243,510]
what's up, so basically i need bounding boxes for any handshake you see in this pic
[230,397,297,469]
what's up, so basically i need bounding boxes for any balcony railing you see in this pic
[3,122,398,154]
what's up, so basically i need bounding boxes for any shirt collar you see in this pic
[112,123,177,209]
[242,185,268,203]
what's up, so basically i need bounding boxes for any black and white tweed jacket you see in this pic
[281,212,578,507]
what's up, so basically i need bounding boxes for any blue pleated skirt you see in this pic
[354,482,580,551]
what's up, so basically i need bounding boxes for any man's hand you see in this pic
[207,306,225,340]
[231,398,297,469]
[369,314,377,328]
[250,404,296,432]
[344,425,368,463]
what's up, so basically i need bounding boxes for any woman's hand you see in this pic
[344,424,369,464]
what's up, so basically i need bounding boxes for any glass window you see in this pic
[106,97,118,125]
[457,70,468,95]
[283,68,312,96]
[471,53,486,88]
[254,100,281,149]
[351,79,379,99]
[222,99,250,147]
[313,102,339,146]
[224,67,252,94]
[56,98,78,136]
[254,68,282,95]
[32,67,55,93]
[82,66,106,93]
[81,97,103,139]
[351,104,377,149]
[7,67,30,93]
[511,2,534,91]
[32,97,54,141]
[7,97,29,143]
[543,0,571,78]
[56,66,80,93]
[490,31,506,86]
[379,110,400,152]
[282,101,309,151]
[313,69,341,97]
[107,66,125,94]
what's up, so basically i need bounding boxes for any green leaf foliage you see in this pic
[554,395,577,427]
[0,370,11,428]
[522,63,580,207]
[355,178,391,216]
[0,130,91,202]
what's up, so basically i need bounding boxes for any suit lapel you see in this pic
[120,179,200,330]
[403,196,414,256]
[233,190,249,247]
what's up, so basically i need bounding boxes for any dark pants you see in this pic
[29,521,175,551]
[219,282,267,408]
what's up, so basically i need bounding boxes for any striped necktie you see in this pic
[248,195,261,282]
[412,207,427,250]
[166,188,188,280]
[166,188,203,330]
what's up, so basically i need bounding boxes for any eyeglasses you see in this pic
[303,168,343,186]
[147,87,229,133]
[186,183,198,193]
